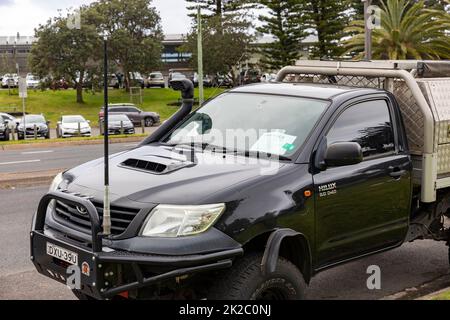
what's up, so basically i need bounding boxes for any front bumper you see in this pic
[61,130,91,137]
[30,191,243,299]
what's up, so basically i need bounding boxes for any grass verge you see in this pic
[0,87,224,128]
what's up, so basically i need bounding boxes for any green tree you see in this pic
[180,14,254,83]
[93,0,163,90]
[257,0,308,70]
[302,0,351,59]
[345,0,450,59]
[185,0,256,18]
[29,6,102,103]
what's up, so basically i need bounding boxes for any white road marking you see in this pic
[21,150,54,155]
[124,144,138,147]
[0,159,41,166]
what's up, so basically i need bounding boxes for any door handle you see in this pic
[388,166,407,178]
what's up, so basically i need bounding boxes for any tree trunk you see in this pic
[124,70,130,92]
[76,82,84,104]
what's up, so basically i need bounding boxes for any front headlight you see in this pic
[49,172,66,192]
[140,204,225,237]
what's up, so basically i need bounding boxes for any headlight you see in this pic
[49,172,67,192]
[140,204,225,237]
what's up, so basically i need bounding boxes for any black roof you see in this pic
[230,82,383,100]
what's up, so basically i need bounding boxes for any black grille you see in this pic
[121,158,167,173]
[54,200,140,235]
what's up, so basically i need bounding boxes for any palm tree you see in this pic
[345,0,450,59]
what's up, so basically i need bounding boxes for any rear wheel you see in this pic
[207,253,306,300]
[144,117,154,127]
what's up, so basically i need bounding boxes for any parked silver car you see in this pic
[57,115,91,138]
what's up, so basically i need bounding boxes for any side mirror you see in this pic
[46,121,51,125]
[87,120,91,123]
[325,142,363,167]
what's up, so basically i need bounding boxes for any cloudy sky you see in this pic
[0,0,192,36]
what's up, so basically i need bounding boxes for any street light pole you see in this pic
[103,36,111,236]
[363,0,373,60]
[197,6,204,106]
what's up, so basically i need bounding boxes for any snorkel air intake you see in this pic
[140,79,195,145]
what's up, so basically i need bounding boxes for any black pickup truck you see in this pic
[30,61,450,300]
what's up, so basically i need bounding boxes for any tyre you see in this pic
[144,117,154,127]
[3,130,9,141]
[207,253,306,300]
[161,85,165,89]
[18,134,24,140]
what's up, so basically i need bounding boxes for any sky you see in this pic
[0,0,192,36]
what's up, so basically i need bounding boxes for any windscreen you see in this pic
[165,93,328,157]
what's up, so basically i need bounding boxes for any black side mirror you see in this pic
[325,142,363,167]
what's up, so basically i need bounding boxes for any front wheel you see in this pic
[207,253,306,300]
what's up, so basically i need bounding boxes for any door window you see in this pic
[327,100,395,159]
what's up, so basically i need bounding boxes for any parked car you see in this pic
[26,74,41,89]
[0,117,10,141]
[1,74,18,88]
[104,114,135,135]
[214,74,234,88]
[56,115,91,138]
[168,69,197,87]
[0,112,18,129]
[130,72,145,89]
[240,69,261,85]
[30,61,450,300]
[17,114,50,140]
[146,72,165,88]
[49,78,69,90]
[99,103,160,127]
[168,73,186,88]
[203,75,214,88]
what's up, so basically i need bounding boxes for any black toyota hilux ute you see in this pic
[30,61,450,300]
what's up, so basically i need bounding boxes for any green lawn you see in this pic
[0,87,224,128]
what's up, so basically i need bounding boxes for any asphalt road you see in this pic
[0,183,449,299]
[0,141,142,174]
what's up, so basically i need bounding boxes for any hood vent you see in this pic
[121,158,167,174]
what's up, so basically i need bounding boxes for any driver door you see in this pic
[313,98,411,268]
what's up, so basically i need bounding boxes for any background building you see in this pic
[0,33,317,75]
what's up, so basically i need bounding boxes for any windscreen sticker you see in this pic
[250,131,297,155]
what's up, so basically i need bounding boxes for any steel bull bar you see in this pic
[30,191,243,299]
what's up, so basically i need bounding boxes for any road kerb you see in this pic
[0,169,64,189]
[0,136,145,151]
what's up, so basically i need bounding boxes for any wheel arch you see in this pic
[243,228,313,284]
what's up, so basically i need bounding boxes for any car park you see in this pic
[30,61,450,300]
[104,114,135,135]
[56,115,92,138]
[0,117,10,141]
[99,103,160,127]
[146,72,165,88]
[17,114,50,140]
